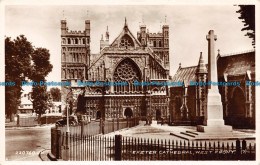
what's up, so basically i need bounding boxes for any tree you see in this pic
[236,5,255,47]
[5,35,33,121]
[50,87,61,102]
[30,48,53,122]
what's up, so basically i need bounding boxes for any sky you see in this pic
[5,5,254,85]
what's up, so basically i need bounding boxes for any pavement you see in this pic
[5,125,54,161]
[5,121,19,127]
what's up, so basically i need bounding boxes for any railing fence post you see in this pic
[81,122,84,137]
[236,139,241,159]
[242,140,246,160]
[57,129,62,159]
[115,135,122,161]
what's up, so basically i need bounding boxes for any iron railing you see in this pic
[51,128,255,161]
[57,117,139,136]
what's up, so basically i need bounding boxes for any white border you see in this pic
[0,0,259,165]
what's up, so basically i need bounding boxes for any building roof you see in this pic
[217,50,255,77]
[172,66,198,84]
[172,52,208,86]
[218,49,255,58]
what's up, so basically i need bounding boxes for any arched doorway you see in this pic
[96,111,101,119]
[156,109,161,120]
[175,96,182,117]
[124,108,133,118]
[229,87,246,128]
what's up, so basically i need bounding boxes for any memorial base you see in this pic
[197,124,232,135]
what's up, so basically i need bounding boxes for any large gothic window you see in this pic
[119,35,134,48]
[114,58,141,93]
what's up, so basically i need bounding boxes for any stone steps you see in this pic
[169,132,193,141]
[170,130,255,141]
[180,131,196,138]
[186,131,199,135]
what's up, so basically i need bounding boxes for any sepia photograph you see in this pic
[2,1,258,163]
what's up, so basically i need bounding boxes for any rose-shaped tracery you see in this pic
[114,59,141,82]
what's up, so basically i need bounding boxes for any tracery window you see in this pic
[119,35,134,48]
[113,58,141,93]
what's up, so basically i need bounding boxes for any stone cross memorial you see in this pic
[197,30,232,134]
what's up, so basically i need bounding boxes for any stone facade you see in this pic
[170,50,255,128]
[61,18,170,121]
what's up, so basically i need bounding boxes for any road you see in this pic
[5,125,52,161]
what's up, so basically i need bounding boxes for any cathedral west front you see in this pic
[61,18,170,122]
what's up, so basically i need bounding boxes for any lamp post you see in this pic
[65,87,72,133]
[149,90,152,125]
[167,96,170,124]
[65,87,72,161]
[66,103,70,133]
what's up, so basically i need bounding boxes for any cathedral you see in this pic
[61,18,170,122]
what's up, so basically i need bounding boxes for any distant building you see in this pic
[18,91,33,114]
[51,102,62,113]
[170,49,255,128]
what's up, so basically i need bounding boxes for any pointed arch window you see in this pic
[113,58,141,93]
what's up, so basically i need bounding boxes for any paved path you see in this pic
[5,125,53,161]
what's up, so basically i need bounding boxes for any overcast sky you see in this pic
[5,5,254,84]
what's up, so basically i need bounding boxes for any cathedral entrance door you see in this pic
[124,107,133,118]
[229,87,246,128]
[156,109,161,120]
[96,111,101,119]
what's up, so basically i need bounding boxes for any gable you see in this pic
[110,20,141,49]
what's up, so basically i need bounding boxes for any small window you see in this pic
[62,53,65,61]
[83,38,86,44]
[68,38,71,44]
[159,41,162,47]
[75,38,78,44]
[153,40,156,47]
